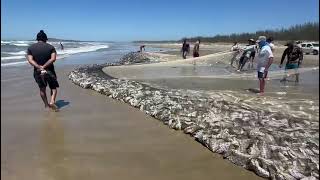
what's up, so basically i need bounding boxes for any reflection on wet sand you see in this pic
[41,113,69,180]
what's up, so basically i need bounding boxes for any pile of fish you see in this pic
[69,62,319,180]
[119,52,152,64]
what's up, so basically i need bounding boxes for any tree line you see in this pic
[134,22,319,43]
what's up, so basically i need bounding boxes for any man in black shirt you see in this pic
[139,45,145,52]
[279,42,303,83]
[181,39,190,59]
[27,30,59,110]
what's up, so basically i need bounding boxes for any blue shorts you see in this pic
[285,63,299,70]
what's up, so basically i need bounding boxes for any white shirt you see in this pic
[231,44,240,51]
[242,45,256,57]
[242,44,256,51]
[257,45,274,70]
[268,42,275,52]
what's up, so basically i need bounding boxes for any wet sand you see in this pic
[105,65,319,99]
[1,65,261,180]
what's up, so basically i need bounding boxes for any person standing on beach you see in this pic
[181,39,190,59]
[60,42,64,50]
[230,42,240,67]
[256,36,274,95]
[139,45,145,52]
[193,39,200,57]
[27,30,59,110]
[237,39,256,71]
[266,37,275,52]
[279,42,303,83]
[248,39,257,69]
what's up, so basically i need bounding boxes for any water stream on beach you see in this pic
[104,51,319,128]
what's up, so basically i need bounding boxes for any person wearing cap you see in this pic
[279,41,303,83]
[256,36,274,95]
[256,37,275,70]
[237,39,256,71]
[27,30,59,111]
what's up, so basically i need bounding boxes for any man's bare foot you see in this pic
[259,92,264,96]
[49,103,59,112]
[44,105,53,112]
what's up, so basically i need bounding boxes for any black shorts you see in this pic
[34,70,59,89]
[239,55,249,64]
[250,51,256,59]
[257,71,268,79]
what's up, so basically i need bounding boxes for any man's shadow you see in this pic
[55,100,70,109]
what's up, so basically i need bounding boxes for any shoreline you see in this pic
[68,49,319,179]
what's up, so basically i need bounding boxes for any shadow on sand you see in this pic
[246,88,260,93]
[55,100,70,109]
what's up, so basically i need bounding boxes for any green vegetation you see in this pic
[134,22,319,43]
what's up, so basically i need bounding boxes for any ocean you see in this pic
[1,40,112,66]
[1,40,169,67]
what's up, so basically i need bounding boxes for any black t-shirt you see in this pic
[27,42,56,72]
[182,43,190,52]
[280,45,303,65]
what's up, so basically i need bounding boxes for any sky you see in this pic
[1,0,319,41]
